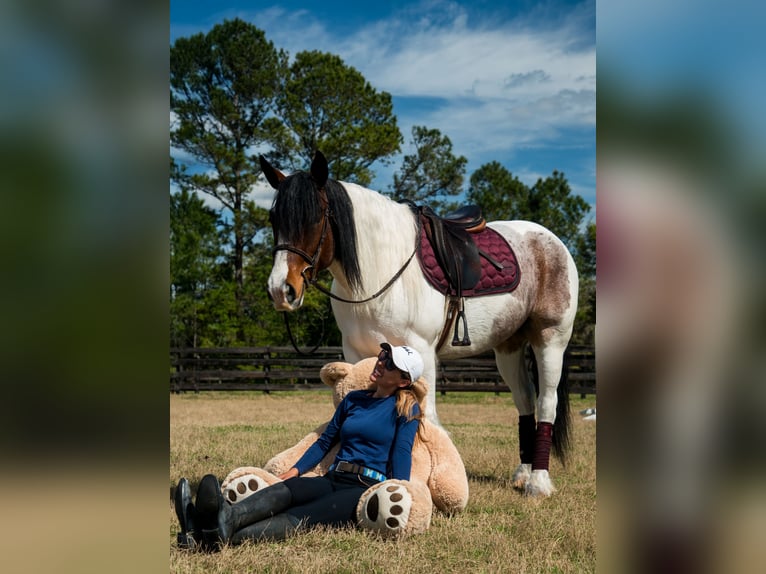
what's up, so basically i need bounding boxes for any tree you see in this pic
[389,126,467,213]
[574,220,596,278]
[528,171,591,251]
[465,161,530,222]
[277,50,402,184]
[170,188,225,347]
[572,221,596,345]
[170,19,286,336]
[170,188,221,294]
[467,162,590,250]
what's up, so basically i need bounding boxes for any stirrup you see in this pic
[451,299,471,346]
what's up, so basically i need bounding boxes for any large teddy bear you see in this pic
[219,356,469,538]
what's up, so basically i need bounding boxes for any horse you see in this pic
[260,151,578,497]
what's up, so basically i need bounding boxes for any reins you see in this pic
[282,311,324,356]
[309,230,420,304]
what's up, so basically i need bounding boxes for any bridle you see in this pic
[272,206,332,287]
[271,204,420,305]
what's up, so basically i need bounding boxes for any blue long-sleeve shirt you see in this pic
[293,390,420,480]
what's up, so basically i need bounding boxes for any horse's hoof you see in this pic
[523,469,556,497]
[510,463,531,490]
[511,476,528,490]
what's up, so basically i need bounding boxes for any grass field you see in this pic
[170,391,596,573]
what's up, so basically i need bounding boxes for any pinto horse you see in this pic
[261,151,578,496]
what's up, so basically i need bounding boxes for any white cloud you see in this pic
[361,27,593,102]
[250,178,276,210]
[254,1,594,163]
[250,2,594,98]
[172,1,595,199]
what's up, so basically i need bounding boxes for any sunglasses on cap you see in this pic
[377,349,411,381]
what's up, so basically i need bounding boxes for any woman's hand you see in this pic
[278,467,299,481]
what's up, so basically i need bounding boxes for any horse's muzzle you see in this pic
[268,282,303,311]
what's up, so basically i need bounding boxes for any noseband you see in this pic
[272,207,331,286]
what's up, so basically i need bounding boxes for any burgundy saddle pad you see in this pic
[417,224,521,297]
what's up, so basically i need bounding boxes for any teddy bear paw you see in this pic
[357,480,414,538]
[220,467,276,504]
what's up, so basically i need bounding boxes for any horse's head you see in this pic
[261,151,361,311]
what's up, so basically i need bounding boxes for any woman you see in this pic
[175,342,426,550]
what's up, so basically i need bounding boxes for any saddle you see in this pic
[415,204,508,348]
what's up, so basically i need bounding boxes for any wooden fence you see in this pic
[170,345,595,396]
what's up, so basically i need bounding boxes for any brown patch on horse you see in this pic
[494,332,527,355]
[527,232,572,330]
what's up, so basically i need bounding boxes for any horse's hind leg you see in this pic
[494,342,536,490]
[524,336,569,497]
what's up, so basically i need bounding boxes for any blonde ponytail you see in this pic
[395,376,429,444]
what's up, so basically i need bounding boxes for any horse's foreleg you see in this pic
[421,357,441,428]
[494,346,536,489]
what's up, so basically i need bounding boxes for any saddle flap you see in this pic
[442,225,482,289]
[421,208,482,292]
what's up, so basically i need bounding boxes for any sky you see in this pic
[170,0,596,215]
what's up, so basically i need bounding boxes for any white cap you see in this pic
[380,342,424,381]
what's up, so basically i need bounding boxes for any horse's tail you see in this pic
[552,357,572,465]
[528,345,572,465]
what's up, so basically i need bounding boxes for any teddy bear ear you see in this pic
[319,362,353,387]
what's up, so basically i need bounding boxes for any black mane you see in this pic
[271,172,363,292]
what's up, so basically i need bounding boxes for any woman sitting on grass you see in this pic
[174,342,426,551]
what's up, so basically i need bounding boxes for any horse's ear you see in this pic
[259,155,285,190]
[310,150,328,188]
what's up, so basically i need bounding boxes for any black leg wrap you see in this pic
[518,414,537,465]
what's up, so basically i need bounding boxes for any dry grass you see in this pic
[170,392,596,573]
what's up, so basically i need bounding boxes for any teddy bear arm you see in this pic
[263,423,328,476]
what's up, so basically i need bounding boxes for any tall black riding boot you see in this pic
[229,513,302,545]
[174,478,200,549]
[195,474,293,549]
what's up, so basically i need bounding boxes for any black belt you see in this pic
[330,461,387,482]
